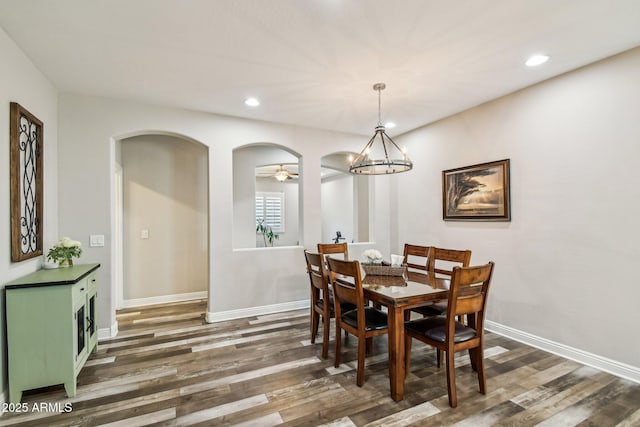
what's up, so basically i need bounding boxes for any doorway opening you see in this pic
[114,133,209,309]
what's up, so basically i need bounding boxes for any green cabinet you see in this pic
[5,264,100,403]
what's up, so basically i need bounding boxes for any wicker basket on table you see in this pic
[362,263,407,277]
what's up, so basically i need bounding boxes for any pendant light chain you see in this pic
[378,85,382,126]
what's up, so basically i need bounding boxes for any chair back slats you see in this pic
[327,258,362,308]
[403,244,430,272]
[429,247,472,277]
[454,293,484,316]
[317,243,349,260]
[305,251,326,292]
[446,263,495,330]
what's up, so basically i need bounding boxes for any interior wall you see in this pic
[394,46,640,369]
[321,174,354,244]
[121,134,208,300]
[57,93,386,329]
[0,26,58,402]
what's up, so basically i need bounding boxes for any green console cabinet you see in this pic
[5,263,100,403]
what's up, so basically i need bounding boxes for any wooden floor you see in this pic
[2,300,640,426]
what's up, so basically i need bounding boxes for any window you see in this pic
[256,192,285,233]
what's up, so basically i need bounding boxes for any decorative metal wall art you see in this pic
[10,102,44,261]
[443,159,511,221]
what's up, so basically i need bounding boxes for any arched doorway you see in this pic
[113,132,209,309]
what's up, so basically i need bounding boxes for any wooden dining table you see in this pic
[362,270,450,402]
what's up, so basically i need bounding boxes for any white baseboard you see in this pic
[98,320,119,340]
[121,291,208,309]
[485,320,640,384]
[206,299,309,323]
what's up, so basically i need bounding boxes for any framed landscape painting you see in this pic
[442,159,510,221]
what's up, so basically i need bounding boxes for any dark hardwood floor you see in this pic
[2,300,639,426]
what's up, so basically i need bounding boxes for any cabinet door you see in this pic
[75,304,86,363]
[87,290,98,351]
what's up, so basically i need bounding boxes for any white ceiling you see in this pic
[1,0,639,136]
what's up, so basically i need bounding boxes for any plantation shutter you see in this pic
[255,192,285,232]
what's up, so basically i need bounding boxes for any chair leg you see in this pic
[468,348,477,372]
[356,335,366,386]
[445,349,457,408]
[404,335,412,379]
[436,349,442,368]
[311,311,319,343]
[366,337,373,354]
[475,346,487,394]
[321,316,330,359]
[334,325,342,368]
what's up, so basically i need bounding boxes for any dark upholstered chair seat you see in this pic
[342,307,388,331]
[411,301,447,317]
[315,299,356,315]
[405,316,476,343]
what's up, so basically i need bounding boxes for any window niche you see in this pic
[232,144,301,249]
[320,152,370,244]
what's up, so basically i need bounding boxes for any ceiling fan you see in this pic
[256,164,299,181]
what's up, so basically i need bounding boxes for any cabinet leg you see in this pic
[9,386,22,404]
[64,380,77,398]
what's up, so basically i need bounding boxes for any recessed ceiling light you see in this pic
[385,121,396,129]
[244,97,260,107]
[525,54,550,67]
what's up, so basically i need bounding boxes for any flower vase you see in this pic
[59,258,73,268]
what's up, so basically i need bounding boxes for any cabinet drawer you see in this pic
[72,278,89,307]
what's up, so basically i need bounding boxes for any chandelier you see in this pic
[349,83,413,175]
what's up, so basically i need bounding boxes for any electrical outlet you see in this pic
[141,229,149,239]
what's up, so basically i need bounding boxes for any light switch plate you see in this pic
[141,229,149,239]
[90,234,105,247]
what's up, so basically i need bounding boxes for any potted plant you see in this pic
[256,219,279,247]
[47,237,82,267]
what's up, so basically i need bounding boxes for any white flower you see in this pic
[60,237,81,248]
[362,249,383,263]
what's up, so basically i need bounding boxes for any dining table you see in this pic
[362,270,451,402]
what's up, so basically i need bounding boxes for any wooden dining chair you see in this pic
[304,251,355,359]
[327,257,388,387]
[403,244,431,273]
[404,262,495,408]
[317,242,349,262]
[409,247,471,317]
[429,247,472,277]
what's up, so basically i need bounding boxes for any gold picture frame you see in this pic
[443,159,510,221]
[10,102,44,261]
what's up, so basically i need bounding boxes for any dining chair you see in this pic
[402,244,430,321]
[304,250,332,359]
[403,243,431,273]
[404,262,495,408]
[409,247,471,317]
[317,242,349,262]
[304,251,355,359]
[327,257,388,387]
[317,241,351,302]
[428,247,472,278]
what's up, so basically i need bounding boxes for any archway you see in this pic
[232,143,302,249]
[321,151,370,244]
[112,131,210,310]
